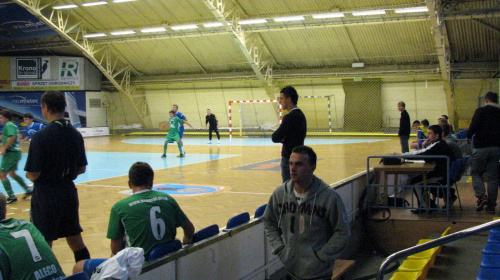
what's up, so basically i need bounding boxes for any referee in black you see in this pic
[205,109,220,144]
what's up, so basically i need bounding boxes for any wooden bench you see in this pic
[332,259,356,280]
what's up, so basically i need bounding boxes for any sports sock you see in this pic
[13,175,29,191]
[177,142,183,154]
[163,141,168,154]
[74,247,91,263]
[2,180,14,197]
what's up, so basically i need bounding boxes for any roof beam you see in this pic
[13,0,151,128]
[201,0,274,97]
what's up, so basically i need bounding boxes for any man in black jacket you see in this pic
[398,101,411,153]
[272,86,307,182]
[467,92,500,213]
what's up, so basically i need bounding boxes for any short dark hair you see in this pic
[439,120,451,136]
[428,124,442,139]
[173,104,179,108]
[441,115,448,120]
[23,113,34,119]
[421,119,429,126]
[41,91,66,114]
[280,86,299,105]
[0,109,12,120]
[169,110,175,115]
[291,145,317,166]
[129,162,154,188]
[412,120,420,125]
[485,92,499,104]
[0,193,6,220]
[398,101,406,108]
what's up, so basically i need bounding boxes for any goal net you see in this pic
[228,100,282,138]
[299,95,335,132]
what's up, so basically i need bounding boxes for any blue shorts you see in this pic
[179,125,185,138]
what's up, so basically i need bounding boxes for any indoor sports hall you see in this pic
[1,0,499,279]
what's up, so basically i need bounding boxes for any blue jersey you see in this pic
[175,112,186,138]
[26,122,46,138]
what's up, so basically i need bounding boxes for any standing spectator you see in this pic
[21,112,46,142]
[205,109,220,144]
[0,193,66,280]
[398,101,411,153]
[0,109,32,204]
[467,92,500,213]
[25,90,90,263]
[272,86,307,182]
[172,105,193,155]
[263,146,350,280]
[107,162,195,258]
[160,110,185,158]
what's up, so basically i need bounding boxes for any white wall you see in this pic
[85,91,109,127]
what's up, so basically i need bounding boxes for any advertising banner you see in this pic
[0,3,58,40]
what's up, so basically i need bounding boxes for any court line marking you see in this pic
[225,191,272,195]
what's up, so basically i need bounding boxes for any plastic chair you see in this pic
[192,224,219,243]
[488,232,500,243]
[416,227,451,254]
[448,160,463,211]
[63,272,90,280]
[458,129,468,140]
[481,253,500,268]
[483,242,500,255]
[147,239,182,261]
[254,204,267,218]
[226,212,250,229]
[389,271,422,280]
[476,267,500,280]
[82,258,107,278]
[397,259,431,279]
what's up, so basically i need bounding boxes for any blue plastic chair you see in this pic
[82,258,107,278]
[147,239,182,261]
[481,253,500,268]
[226,212,250,229]
[488,232,500,243]
[192,224,219,243]
[476,267,500,280]
[483,242,500,255]
[254,204,267,218]
[63,272,90,280]
[458,129,468,140]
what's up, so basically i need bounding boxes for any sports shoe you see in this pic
[161,154,166,158]
[177,154,185,158]
[6,196,17,204]
[23,188,33,199]
[477,196,489,212]
[207,141,212,144]
[486,205,496,213]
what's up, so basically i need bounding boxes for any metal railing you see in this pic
[376,219,500,279]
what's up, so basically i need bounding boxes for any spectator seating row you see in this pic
[390,227,452,280]
[476,223,500,280]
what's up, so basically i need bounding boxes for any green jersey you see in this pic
[0,218,65,280]
[2,122,21,152]
[107,190,188,256]
[167,117,184,138]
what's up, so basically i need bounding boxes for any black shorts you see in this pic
[30,187,83,240]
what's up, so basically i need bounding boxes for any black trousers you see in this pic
[209,127,220,140]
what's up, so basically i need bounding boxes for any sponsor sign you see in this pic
[12,80,79,90]
[16,58,41,79]
[60,58,79,79]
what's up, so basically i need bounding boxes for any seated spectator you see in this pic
[410,119,429,150]
[440,120,462,161]
[107,162,195,258]
[0,193,66,279]
[439,114,454,134]
[395,125,456,213]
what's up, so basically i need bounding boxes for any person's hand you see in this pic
[0,147,6,156]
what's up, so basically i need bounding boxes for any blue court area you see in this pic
[1,151,238,196]
[123,137,388,146]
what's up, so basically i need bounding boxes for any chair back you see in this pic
[441,227,452,237]
[192,224,219,243]
[449,160,460,183]
[82,258,107,278]
[63,272,90,280]
[457,129,468,140]
[254,204,267,218]
[226,212,250,229]
[148,239,182,261]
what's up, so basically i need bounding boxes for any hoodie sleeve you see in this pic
[315,192,351,262]
[262,188,285,255]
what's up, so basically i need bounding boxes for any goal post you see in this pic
[299,95,336,133]
[228,100,282,139]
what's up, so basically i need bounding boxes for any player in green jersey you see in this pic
[106,162,195,257]
[160,110,186,158]
[0,110,32,204]
[0,193,65,280]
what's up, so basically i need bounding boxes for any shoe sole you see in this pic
[477,200,488,212]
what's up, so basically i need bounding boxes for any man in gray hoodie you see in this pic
[263,146,351,280]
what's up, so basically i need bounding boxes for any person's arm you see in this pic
[205,116,209,129]
[315,194,351,262]
[271,114,292,143]
[467,108,481,143]
[0,135,15,156]
[77,166,86,176]
[26,172,40,182]
[262,191,285,255]
[110,239,125,256]
[181,219,195,244]
[161,122,168,129]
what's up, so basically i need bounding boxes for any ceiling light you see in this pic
[113,0,136,2]
[351,10,386,16]
[394,6,429,13]
[203,22,224,28]
[140,27,167,33]
[110,30,136,35]
[352,62,365,68]
[311,13,345,19]
[83,33,107,38]
[274,16,305,22]
[82,1,108,7]
[237,19,267,25]
[171,24,198,30]
[53,4,78,9]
